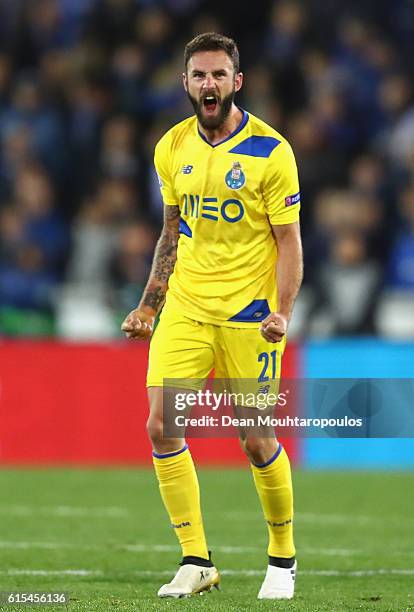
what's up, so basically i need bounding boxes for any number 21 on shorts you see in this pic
[257,350,278,382]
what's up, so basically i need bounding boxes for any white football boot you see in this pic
[257,560,297,599]
[158,563,220,598]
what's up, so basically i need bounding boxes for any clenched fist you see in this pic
[121,309,155,340]
[260,312,288,343]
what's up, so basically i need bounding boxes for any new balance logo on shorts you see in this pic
[171,521,191,528]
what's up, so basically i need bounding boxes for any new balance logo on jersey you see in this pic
[181,165,193,174]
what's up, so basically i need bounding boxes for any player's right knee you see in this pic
[146,415,164,446]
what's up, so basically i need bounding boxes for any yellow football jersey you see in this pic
[154,109,300,327]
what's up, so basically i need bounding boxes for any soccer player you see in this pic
[121,32,303,599]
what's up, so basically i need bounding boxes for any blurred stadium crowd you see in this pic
[0,0,414,339]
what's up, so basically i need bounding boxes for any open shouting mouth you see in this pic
[203,95,218,114]
[188,88,234,129]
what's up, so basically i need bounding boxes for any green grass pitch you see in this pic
[0,468,413,611]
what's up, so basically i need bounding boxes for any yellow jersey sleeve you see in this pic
[154,133,177,206]
[262,141,300,225]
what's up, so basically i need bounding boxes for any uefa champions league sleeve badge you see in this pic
[225,161,245,189]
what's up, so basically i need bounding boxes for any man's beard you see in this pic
[187,89,235,130]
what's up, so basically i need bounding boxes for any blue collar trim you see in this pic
[197,108,249,148]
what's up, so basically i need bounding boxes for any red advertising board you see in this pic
[0,341,299,465]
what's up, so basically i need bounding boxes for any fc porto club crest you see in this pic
[225,161,245,190]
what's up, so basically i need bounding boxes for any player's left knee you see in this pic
[241,437,277,465]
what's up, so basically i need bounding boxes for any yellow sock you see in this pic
[152,444,209,559]
[251,444,295,558]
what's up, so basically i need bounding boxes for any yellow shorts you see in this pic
[147,306,286,388]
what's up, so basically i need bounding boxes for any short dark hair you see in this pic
[184,33,240,73]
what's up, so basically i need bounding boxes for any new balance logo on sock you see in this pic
[200,571,205,581]
[171,521,191,528]
[266,518,292,527]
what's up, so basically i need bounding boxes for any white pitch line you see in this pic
[296,513,374,526]
[0,541,359,556]
[220,569,414,577]
[223,510,414,527]
[123,544,262,554]
[301,547,358,557]
[1,568,414,578]
[0,542,77,550]
[0,505,130,518]
[1,570,103,577]
[0,506,411,527]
